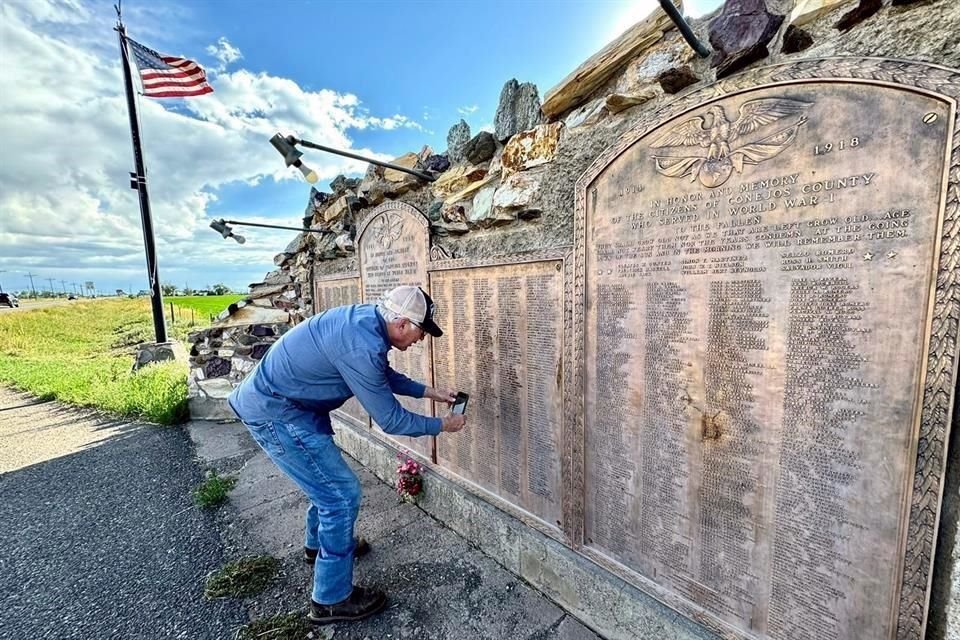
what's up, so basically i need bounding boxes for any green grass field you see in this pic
[0,299,193,424]
[168,295,245,318]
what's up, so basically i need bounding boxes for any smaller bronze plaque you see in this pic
[314,276,366,426]
[357,203,434,458]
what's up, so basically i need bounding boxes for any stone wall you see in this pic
[186,306,290,419]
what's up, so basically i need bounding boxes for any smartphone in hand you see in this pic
[451,392,469,415]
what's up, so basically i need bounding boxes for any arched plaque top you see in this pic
[355,200,429,245]
[575,57,959,196]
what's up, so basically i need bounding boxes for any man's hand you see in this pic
[441,414,467,433]
[425,387,457,406]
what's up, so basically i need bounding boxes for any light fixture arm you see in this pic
[279,134,437,182]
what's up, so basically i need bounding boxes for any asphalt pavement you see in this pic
[0,387,248,639]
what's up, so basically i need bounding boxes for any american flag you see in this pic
[126,37,213,99]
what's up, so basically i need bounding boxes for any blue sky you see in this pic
[0,0,721,296]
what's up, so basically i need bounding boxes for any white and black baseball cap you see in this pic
[382,285,443,337]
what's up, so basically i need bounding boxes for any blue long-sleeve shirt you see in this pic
[228,304,442,437]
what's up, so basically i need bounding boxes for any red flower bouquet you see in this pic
[396,450,423,502]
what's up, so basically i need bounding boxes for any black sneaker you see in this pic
[304,537,371,564]
[307,586,387,624]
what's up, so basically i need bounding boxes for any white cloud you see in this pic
[0,0,424,294]
[206,36,243,71]
[457,104,479,116]
[478,122,495,134]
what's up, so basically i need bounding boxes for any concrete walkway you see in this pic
[189,418,602,640]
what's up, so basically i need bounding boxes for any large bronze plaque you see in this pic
[577,74,957,640]
[357,202,434,458]
[313,275,366,426]
[431,259,565,527]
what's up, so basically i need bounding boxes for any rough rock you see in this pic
[564,98,608,129]
[835,0,882,31]
[213,306,289,329]
[494,80,541,143]
[357,176,387,208]
[542,0,678,118]
[488,146,505,176]
[382,152,422,195]
[325,192,355,222]
[493,170,543,218]
[329,175,361,194]
[708,0,785,78]
[248,283,288,300]
[656,66,700,94]
[443,173,499,206]
[447,120,471,164]
[789,0,851,26]
[263,270,292,286]
[283,233,306,255]
[431,165,489,200]
[427,200,444,223]
[469,185,498,225]
[424,154,451,174]
[437,219,470,235]
[615,35,695,96]
[605,91,657,114]
[463,131,497,165]
[500,123,563,176]
[441,203,469,224]
[781,25,815,53]
[334,232,354,253]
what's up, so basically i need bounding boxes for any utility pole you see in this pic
[71,282,79,295]
[0,269,6,294]
[46,278,56,297]
[60,280,68,294]
[25,272,37,298]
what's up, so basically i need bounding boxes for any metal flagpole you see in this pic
[116,5,167,342]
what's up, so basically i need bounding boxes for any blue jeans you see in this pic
[243,419,361,604]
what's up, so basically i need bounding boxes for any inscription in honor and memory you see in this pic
[583,82,952,639]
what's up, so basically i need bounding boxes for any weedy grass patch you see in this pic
[205,555,280,599]
[0,299,190,424]
[192,471,238,508]
[236,612,320,640]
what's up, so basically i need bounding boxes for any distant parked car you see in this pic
[67,294,77,300]
[0,292,19,308]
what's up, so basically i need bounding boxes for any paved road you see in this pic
[0,388,248,639]
[0,299,74,313]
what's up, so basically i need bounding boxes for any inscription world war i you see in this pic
[579,77,957,640]
[357,202,433,458]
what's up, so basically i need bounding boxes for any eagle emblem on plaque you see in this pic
[374,212,405,249]
[650,98,811,188]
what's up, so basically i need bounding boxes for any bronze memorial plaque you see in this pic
[431,260,565,527]
[357,202,433,458]
[314,276,360,314]
[314,275,366,426]
[578,75,957,640]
